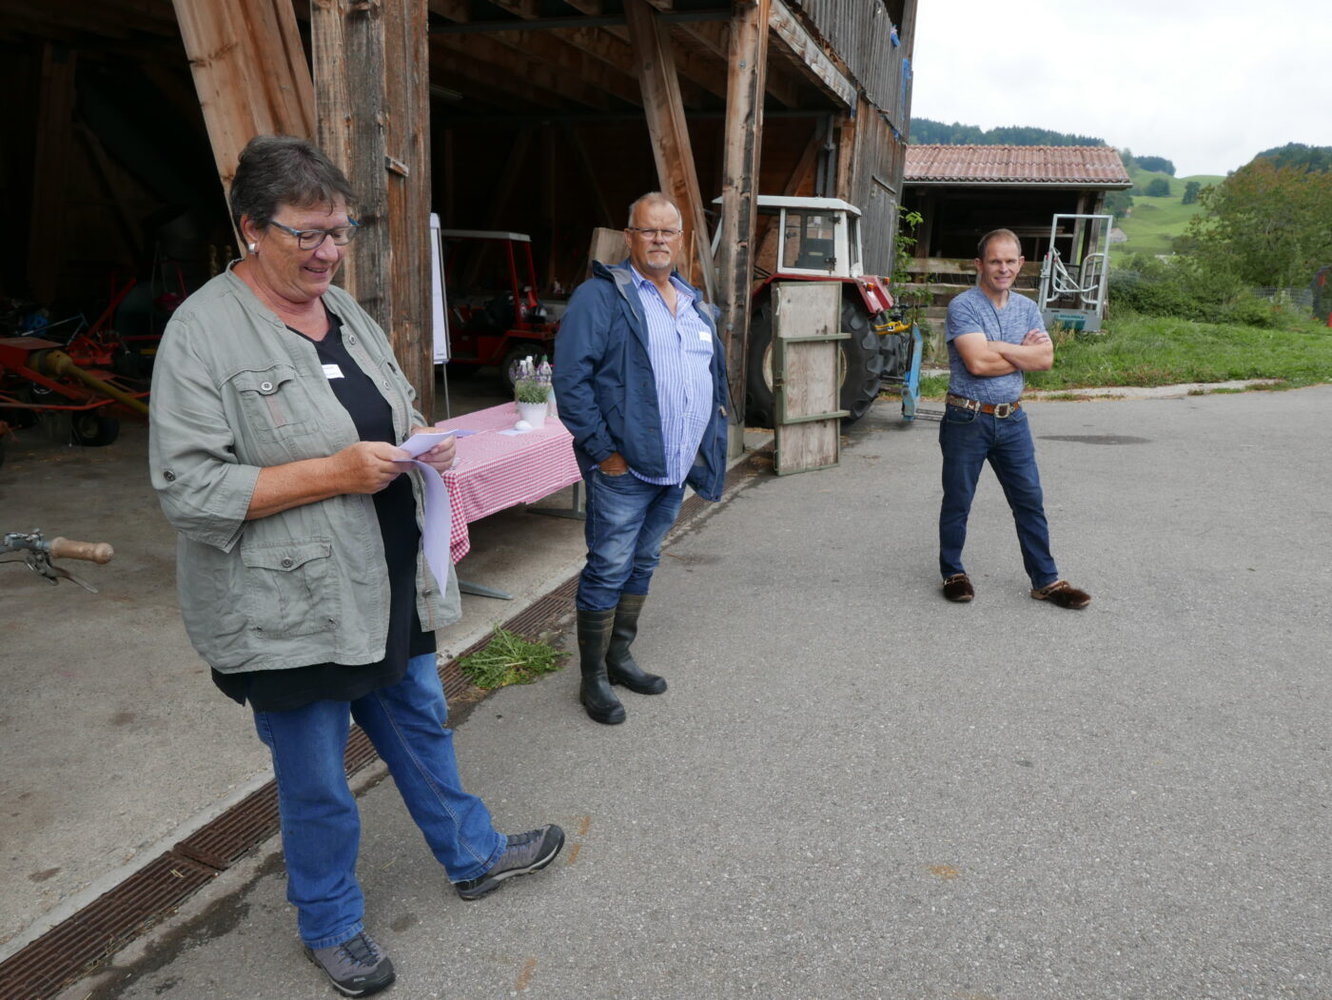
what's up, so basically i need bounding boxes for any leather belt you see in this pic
[946,393,1021,418]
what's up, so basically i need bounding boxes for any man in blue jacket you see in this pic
[554,192,729,724]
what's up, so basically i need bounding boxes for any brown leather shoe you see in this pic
[1031,579,1091,609]
[942,573,974,603]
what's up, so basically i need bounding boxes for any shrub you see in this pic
[1109,254,1280,327]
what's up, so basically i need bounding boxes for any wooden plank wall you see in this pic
[844,106,906,276]
[793,0,914,132]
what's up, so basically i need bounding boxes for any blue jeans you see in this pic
[253,653,504,948]
[577,470,685,611]
[938,404,1058,588]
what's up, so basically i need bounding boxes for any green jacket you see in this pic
[148,265,458,672]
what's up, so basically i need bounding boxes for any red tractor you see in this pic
[436,229,560,386]
[721,196,916,427]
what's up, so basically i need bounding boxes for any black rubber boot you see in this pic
[577,609,625,725]
[605,594,667,695]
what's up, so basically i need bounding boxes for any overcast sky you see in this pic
[908,1,1332,178]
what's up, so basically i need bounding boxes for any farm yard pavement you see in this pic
[42,385,1332,1000]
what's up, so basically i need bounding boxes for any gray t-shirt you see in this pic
[945,286,1045,404]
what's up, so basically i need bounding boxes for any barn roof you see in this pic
[905,145,1133,188]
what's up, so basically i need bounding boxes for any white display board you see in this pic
[430,212,450,364]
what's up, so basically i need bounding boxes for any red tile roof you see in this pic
[905,145,1132,187]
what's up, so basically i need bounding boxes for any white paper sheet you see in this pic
[397,430,459,590]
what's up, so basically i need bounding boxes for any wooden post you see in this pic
[172,0,315,235]
[27,43,76,304]
[833,104,859,201]
[624,0,715,302]
[716,0,770,449]
[311,0,435,419]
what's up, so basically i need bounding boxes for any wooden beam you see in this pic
[674,19,798,108]
[75,123,146,262]
[782,117,827,196]
[555,25,711,107]
[833,104,857,200]
[623,0,714,300]
[312,0,435,417]
[767,0,855,108]
[172,0,315,232]
[564,125,616,229]
[384,0,435,416]
[27,43,76,304]
[716,0,769,440]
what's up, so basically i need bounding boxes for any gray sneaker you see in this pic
[304,930,395,997]
[454,824,565,900]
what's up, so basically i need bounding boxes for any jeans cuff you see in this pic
[302,919,364,951]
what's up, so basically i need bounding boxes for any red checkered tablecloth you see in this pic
[434,402,583,562]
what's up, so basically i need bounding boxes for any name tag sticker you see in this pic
[322,364,344,379]
[699,330,711,342]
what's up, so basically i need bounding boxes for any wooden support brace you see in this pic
[716,0,770,438]
[172,0,315,235]
[624,0,714,301]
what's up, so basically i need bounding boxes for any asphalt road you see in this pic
[59,386,1332,1000]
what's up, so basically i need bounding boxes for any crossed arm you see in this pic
[953,329,1054,377]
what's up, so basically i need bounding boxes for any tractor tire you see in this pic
[744,289,885,428]
[497,342,547,392]
[70,412,120,447]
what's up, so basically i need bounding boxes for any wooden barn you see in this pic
[0,0,918,420]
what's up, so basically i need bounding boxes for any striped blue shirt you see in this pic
[629,267,716,486]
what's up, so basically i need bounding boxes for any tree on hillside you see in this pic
[1253,143,1332,173]
[1182,181,1202,205]
[1136,155,1176,176]
[1144,178,1171,197]
[1105,189,1134,219]
[1183,159,1332,288]
[909,118,1106,147]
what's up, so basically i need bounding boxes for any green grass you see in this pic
[457,627,566,689]
[1111,167,1226,257]
[917,309,1332,396]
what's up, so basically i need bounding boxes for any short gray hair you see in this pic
[229,135,357,232]
[626,192,682,229]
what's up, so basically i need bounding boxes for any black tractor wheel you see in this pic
[743,288,885,428]
[497,342,547,391]
[70,411,120,447]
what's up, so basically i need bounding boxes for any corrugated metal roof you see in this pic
[905,145,1133,187]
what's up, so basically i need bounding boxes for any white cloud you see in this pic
[908,1,1332,177]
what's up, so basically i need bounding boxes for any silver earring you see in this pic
[247,241,258,254]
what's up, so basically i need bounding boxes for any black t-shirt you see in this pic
[212,310,436,711]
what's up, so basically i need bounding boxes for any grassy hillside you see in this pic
[1111,166,1225,258]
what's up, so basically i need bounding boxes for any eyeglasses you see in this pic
[627,227,683,241]
[269,218,360,250]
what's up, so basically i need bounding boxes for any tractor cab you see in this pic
[747,196,864,279]
[711,195,910,426]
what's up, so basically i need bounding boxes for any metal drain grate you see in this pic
[0,854,218,999]
[0,448,770,1000]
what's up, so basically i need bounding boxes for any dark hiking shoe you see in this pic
[304,931,395,997]
[454,824,565,901]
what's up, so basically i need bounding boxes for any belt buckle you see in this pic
[993,402,1014,418]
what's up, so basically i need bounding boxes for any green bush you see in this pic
[1109,254,1280,328]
